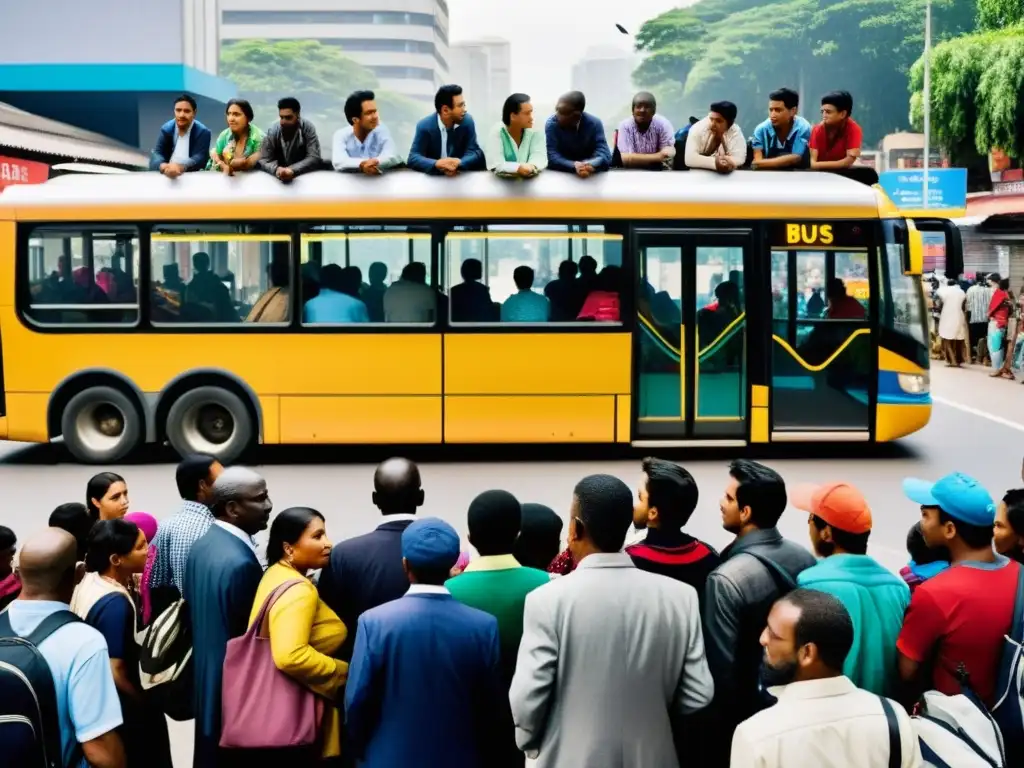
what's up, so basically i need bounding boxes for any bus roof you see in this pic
[0,168,885,222]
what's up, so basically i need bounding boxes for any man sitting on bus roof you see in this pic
[810,91,863,171]
[407,84,485,176]
[150,94,212,178]
[258,97,323,183]
[615,91,675,171]
[750,88,812,171]
[545,91,612,178]
[684,101,746,174]
[333,90,403,175]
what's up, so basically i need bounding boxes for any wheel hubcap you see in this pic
[197,404,234,445]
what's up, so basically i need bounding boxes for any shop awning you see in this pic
[0,102,146,168]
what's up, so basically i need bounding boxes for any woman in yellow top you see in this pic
[249,507,347,761]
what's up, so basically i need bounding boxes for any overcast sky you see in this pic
[447,0,686,109]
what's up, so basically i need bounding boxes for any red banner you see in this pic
[0,156,50,189]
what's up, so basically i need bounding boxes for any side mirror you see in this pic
[911,218,964,278]
[905,220,924,275]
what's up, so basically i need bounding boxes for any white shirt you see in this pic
[383,279,437,323]
[684,117,747,170]
[214,520,258,554]
[730,676,922,768]
[331,124,401,171]
[169,120,194,165]
[406,584,449,596]
[936,283,967,340]
[438,115,452,159]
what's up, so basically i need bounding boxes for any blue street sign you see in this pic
[878,168,968,210]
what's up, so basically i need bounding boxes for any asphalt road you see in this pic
[1,361,1022,766]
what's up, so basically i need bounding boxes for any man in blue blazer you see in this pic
[183,467,272,768]
[345,518,508,768]
[407,84,485,176]
[149,94,212,178]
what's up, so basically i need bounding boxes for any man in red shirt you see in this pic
[897,472,1019,706]
[810,90,862,170]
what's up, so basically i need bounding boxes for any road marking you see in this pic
[932,395,1024,433]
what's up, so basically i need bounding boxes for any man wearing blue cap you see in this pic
[344,517,506,768]
[897,472,1021,706]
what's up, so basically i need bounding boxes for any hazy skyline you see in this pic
[448,0,687,110]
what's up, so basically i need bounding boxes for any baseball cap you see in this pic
[902,472,996,527]
[790,482,872,534]
[401,517,461,572]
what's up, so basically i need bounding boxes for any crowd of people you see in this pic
[2,454,1023,767]
[930,271,1024,380]
[149,84,864,182]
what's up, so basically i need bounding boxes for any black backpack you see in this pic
[0,609,81,768]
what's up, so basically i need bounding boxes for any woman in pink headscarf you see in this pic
[124,512,159,625]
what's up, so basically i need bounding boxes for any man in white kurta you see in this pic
[936,279,967,366]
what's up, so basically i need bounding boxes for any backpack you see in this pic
[672,123,694,171]
[0,609,81,768]
[992,562,1024,763]
[913,689,1005,767]
[137,597,194,721]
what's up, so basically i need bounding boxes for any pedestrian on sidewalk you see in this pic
[986,274,1011,373]
[936,278,967,367]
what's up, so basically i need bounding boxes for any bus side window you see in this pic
[22,227,140,327]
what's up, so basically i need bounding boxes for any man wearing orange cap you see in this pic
[791,482,910,696]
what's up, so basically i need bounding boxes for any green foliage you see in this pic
[978,0,1024,30]
[219,39,424,158]
[909,23,1024,160]
[633,0,977,143]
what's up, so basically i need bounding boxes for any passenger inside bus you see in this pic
[361,261,389,322]
[182,251,236,323]
[383,261,437,323]
[245,258,290,324]
[451,258,497,322]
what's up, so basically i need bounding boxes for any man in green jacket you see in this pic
[793,482,910,696]
[447,490,551,683]
[447,490,551,767]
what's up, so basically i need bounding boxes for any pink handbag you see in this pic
[219,579,323,749]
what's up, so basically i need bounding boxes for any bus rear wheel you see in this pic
[165,386,253,464]
[61,386,143,464]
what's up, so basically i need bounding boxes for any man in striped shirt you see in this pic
[966,275,993,362]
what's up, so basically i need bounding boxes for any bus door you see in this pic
[767,222,874,440]
[633,229,751,442]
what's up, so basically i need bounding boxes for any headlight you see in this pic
[898,373,929,394]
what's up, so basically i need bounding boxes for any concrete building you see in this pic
[571,45,637,127]
[219,0,450,105]
[449,38,511,125]
[0,0,235,152]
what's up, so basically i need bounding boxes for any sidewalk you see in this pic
[930,361,1024,425]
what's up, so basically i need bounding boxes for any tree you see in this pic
[909,23,1024,160]
[219,39,424,160]
[633,0,977,144]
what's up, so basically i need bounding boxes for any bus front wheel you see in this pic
[165,386,253,464]
[61,386,143,464]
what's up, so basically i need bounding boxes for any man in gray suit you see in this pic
[509,474,714,768]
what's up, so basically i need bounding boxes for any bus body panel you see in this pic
[0,171,933,452]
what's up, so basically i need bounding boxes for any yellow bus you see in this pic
[0,170,960,464]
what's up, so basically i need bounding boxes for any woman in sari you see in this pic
[208,98,263,174]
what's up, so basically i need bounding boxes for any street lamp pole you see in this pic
[923,0,932,209]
